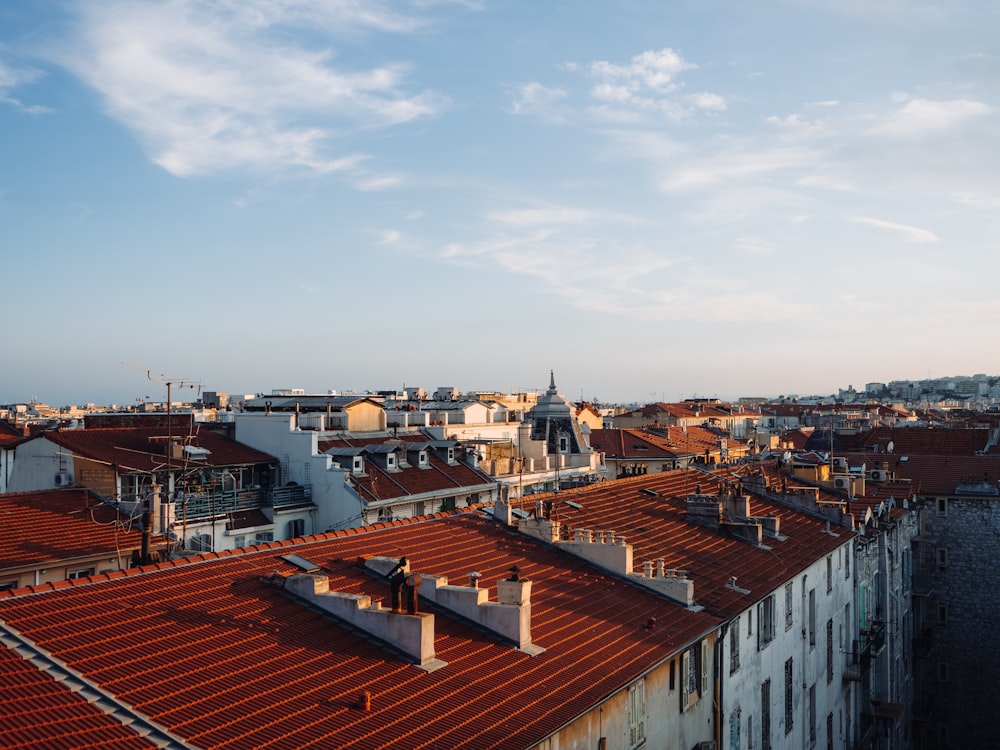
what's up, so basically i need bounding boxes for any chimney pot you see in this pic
[358,690,371,711]
[467,572,482,588]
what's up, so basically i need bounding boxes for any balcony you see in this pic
[174,484,309,521]
[911,572,935,597]
[844,622,886,682]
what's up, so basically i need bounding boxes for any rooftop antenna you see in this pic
[122,362,201,555]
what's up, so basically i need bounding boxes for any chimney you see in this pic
[399,561,544,656]
[283,571,445,672]
[634,559,697,608]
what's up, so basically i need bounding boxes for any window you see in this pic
[784,659,794,733]
[352,456,364,474]
[748,607,753,638]
[0,580,17,591]
[937,604,948,624]
[758,595,775,649]
[68,568,95,580]
[809,588,817,647]
[559,435,569,453]
[378,506,395,522]
[669,658,676,691]
[730,707,743,750]
[233,535,247,549]
[826,713,834,750]
[748,714,754,750]
[681,642,706,711]
[844,544,850,579]
[731,616,741,674]
[761,679,772,750]
[418,451,428,466]
[785,582,794,630]
[287,518,305,538]
[826,556,833,592]
[936,497,948,517]
[936,547,949,569]
[386,453,396,470]
[254,531,273,544]
[826,620,834,684]
[627,679,646,749]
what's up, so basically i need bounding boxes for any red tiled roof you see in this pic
[319,436,496,503]
[0,489,146,570]
[841,452,1000,496]
[0,421,26,448]
[522,469,848,619]
[39,427,276,473]
[589,429,680,459]
[0,644,156,749]
[0,511,719,749]
[842,427,990,456]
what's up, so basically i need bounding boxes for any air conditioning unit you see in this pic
[869,469,888,481]
[832,457,848,470]
[833,476,851,490]
[54,472,73,487]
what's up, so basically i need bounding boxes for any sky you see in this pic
[2,0,999,407]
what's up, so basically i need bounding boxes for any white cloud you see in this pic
[873,97,991,137]
[53,0,446,177]
[509,82,569,121]
[0,59,51,113]
[355,173,404,191]
[486,207,593,227]
[734,235,776,255]
[378,229,401,244]
[585,48,720,121]
[848,216,939,243]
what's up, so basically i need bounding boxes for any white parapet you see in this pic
[284,573,445,671]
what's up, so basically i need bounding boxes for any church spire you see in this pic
[548,370,556,393]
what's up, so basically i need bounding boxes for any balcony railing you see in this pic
[173,484,309,521]
[844,622,886,682]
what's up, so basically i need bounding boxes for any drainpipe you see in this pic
[715,621,729,750]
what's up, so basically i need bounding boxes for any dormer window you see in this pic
[352,456,364,475]
[418,451,428,467]
[447,447,455,462]
[559,435,569,453]
[387,453,396,470]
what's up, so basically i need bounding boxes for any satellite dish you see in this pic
[887,441,894,454]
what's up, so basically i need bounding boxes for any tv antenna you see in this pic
[122,362,202,556]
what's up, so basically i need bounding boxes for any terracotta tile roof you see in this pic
[0,511,718,749]
[840,452,1000,496]
[320,436,496,504]
[589,429,681,459]
[522,469,848,619]
[0,643,157,749]
[0,421,25,448]
[39,427,276,474]
[841,427,990,455]
[0,489,146,571]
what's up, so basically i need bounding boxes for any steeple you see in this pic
[548,370,556,393]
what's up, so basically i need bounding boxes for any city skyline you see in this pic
[3,1,999,406]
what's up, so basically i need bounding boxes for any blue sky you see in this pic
[2,1,999,407]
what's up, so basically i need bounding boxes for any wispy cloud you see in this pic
[849,216,939,243]
[0,59,51,113]
[508,82,569,122]
[52,0,447,177]
[872,96,991,137]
